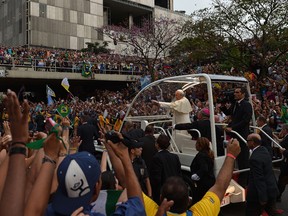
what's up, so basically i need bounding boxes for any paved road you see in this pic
[221,169,288,215]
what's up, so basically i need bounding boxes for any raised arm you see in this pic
[101,133,126,188]
[24,128,64,216]
[61,117,70,145]
[0,90,30,216]
[108,140,143,203]
[209,138,241,201]
[0,155,9,201]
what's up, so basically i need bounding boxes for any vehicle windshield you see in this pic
[124,74,249,121]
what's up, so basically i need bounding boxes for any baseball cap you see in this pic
[123,130,144,149]
[127,138,144,149]
[51,151,101,215]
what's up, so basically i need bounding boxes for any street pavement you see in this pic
[221,169,288,215]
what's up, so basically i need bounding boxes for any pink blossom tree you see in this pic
[96,17,188,81]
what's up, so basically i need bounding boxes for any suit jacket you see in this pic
[175,120,224,140]
[175,120,224,156]
[225,99,253,139]
[139,135,157,173]
[150,150,182,204]
[259,124,273,158]
[190,151,215,203]
[175,120,212,140]
[247,146,279,203]
[77,123,98,155]
[280,135,288,175]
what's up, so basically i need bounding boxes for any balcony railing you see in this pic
[0,57,144,76]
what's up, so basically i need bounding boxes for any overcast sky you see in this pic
[174,0,213,15]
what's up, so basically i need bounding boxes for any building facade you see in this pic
[0,0,186,50]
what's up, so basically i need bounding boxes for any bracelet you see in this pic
[9,146,27,156]
[62,126,70,130]
[227,153,236,160]
[11,141,26,146]
[69,148,77,151]
[42,155,57,165]
[59,152,68,157]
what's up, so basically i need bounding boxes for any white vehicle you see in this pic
[118,73,283,206]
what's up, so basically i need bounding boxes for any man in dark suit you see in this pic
[150,134,182,204]
[139,125,157,174]
[77,115,99,156]
[223,87,253,187]
[276,124,288,202]
[174,108,224,156]
[257,115,273,158]
[246,133,279,215]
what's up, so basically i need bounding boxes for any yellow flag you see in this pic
[61,77,70,92]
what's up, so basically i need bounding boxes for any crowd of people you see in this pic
[0,46,147,74]
[0,45,288,215]
[0,90,242,216]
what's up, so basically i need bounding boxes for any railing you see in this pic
[250,125,284,163]
[0,57,144,76]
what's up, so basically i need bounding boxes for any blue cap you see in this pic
[52,151,101,215]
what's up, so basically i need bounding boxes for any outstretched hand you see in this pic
[71,207,89,216]
[3,121,11,136]
[43,131,64,162]
[151,100,159,105]
[3,90,30,143]
[1,134,12,150]
[104,131,128,160]
[227,138,241,158]
[70,135,82,148]
[61,117,70,127]
[155,198,174,216]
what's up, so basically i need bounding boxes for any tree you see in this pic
[170,12,232,71]
[81,41,110,54]
[174,0,288,76]
[96,17,188,80]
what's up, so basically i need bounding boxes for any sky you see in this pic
[174,0,213,15]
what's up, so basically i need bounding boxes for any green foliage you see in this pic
[81,42,110,54]
[172,0,288,76]
[97,17,187,81]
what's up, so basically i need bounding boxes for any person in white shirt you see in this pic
[152,89,192,124]
[152,89,193,149]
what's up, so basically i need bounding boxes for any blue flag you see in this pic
[140,75,151,89]
[47,94,54,106]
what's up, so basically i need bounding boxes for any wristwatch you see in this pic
[42,156,57,165]
[9,146,27,156]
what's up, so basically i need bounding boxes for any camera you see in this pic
[105,131,136,147]
[223,140,229,148]
[105,131,121,143]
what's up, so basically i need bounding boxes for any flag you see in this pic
[103,109,108,119]
[81,62,92,77]
[47,95,54,106]
[140,75,151,89]
[56,104,71,118]
[61,77,70,92]
[90,190,122,216]
[46,85,56,97]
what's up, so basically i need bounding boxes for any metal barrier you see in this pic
[153,125,181,153]
[0,57,144,76]
[250,125,284,163]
